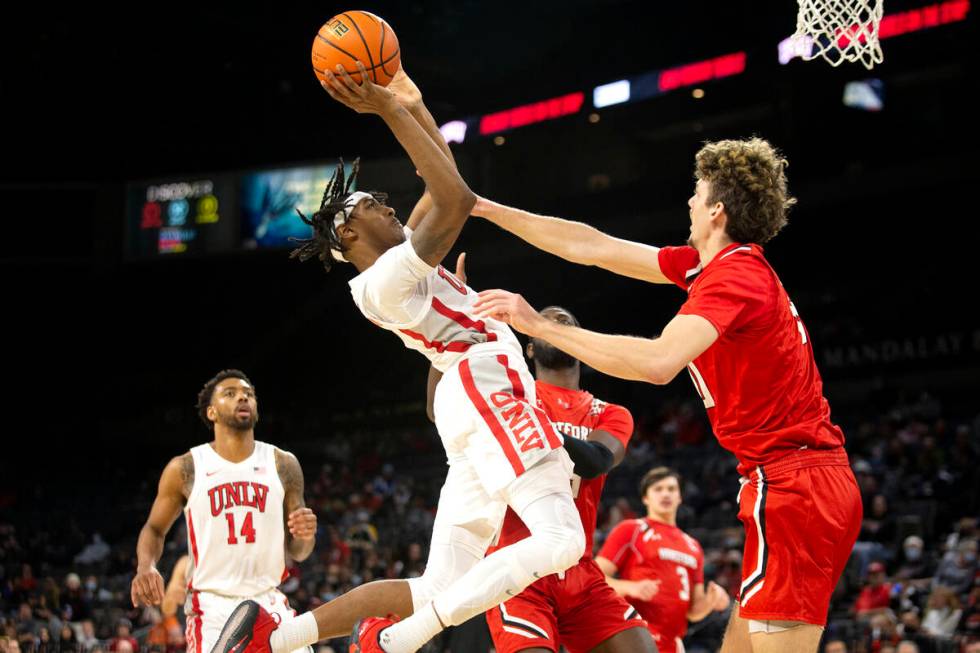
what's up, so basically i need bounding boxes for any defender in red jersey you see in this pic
[597,468,730,653]
[472,138,863,653]
[469,306,654,653]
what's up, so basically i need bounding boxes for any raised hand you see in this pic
[386,63,422,111]
[321,62,399,115]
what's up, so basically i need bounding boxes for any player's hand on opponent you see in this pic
[453,252,467,285]
[130,565,165,607]
[386,64,422,112]
[321,62,398,115]
[287,507,317,541]
[627,578,661,601]
[706,580,730,611]
[473,289,545,336]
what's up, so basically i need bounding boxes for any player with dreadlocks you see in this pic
[209,63,584,653]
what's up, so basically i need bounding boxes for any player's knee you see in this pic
[406,570,453,612]
[540,520,585,572]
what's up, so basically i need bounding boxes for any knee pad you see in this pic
[536,519,585,573]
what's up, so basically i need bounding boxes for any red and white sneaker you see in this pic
[210,600,280,653]
[348,615,397,653]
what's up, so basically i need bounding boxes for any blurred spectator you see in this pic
[933,539,977,595]
[58,623,78,652]
[107,619,138,653]
[920,586,962,638]
[893,536,935,583]
[867,612,900,653]
[895,641,918,653]
[77,620,98,650]
[854,562,894,618]
[854,495,897,578]
[73,536,110,567]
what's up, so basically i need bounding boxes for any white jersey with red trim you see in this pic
[184,441,286,596]
[348,239,522,371]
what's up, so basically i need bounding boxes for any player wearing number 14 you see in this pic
[130,370,316,653]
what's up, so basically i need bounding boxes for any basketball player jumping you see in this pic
[208,63,585,653]
[471,138,863,653]
[597,467,730,653]
[130,369,316,653]
[477,306,657,653]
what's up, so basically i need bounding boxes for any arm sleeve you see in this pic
[563,437,614,479]
[657,246,702,289]
[356,240,434,321]
[678,262,767,338]
[598,521,636,569]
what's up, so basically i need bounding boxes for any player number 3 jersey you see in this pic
[184,441,286,596]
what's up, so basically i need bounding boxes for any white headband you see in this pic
[329,191,374,263]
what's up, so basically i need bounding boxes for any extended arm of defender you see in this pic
[473,291,718,385]
[132,455,189,607]
[564,428,628,479]
[472,198,672,284]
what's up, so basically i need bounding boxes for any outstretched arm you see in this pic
[472,198,671,284]
[322,64,475,266]
[132,454,191,607]
[473,290,718,385]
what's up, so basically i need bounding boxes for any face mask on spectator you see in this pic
[905,546,922,561]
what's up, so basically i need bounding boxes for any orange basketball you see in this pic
[312,10,400,87]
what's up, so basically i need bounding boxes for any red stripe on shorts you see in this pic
[496,354,526,400]
[191,591,203,653]
[459,358,525,476]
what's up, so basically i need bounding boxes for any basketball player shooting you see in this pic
[471,139,863,653]
[130,370,316,653]
[208,62,585,653]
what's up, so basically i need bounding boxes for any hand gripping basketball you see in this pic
[321,62,398,115]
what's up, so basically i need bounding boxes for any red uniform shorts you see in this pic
[736,447,862,625]
[485,558,646,653]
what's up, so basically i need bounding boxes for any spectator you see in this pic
[77,621,98,651]
[895,641,918,653]
[894,536,935,583]
[854,495,898,577]
[58,624,77,653]
[867,612,900,653]
[933,539,977,595]
[106,620,137,653]
[73,536,110,567]
[855,562,894,619]
[920,586,962,638]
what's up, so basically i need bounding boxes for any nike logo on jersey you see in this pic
[206,470,221,476]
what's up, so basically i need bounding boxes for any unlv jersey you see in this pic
[184,441,286,596]
[657,243,845,474]
[488,381,634,559]
[598,519,704,644]
[348,239,522,372]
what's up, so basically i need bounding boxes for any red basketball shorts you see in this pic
[736,448,862,625]
[486,558,646,653]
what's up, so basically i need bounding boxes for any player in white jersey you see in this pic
[208,63,584,653]
[130,370,317,653]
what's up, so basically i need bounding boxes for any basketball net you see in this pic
[793,0,884,69]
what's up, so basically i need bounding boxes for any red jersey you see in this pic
[488,380,634,560]
[658,243,845,474]
[598,518,704,643]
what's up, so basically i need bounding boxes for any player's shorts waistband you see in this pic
[745,447,850,480]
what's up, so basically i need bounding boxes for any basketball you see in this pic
[312,11,400,87]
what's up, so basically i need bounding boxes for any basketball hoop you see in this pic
[793,0,884,69]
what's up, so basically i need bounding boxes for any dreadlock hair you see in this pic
[289,157,388,272]
[196,369,254,430]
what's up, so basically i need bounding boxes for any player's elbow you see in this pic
[643,362,680,386]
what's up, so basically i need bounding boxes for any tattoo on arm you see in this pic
[275,449,306,512]
[179,452,194,499]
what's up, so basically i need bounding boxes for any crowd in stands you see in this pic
[2,390,977,653]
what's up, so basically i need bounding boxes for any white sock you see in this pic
[377,603,444,653]
[269,612,318,653]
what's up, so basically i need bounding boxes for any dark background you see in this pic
[2,0,976,491]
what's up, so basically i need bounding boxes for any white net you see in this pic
[793,0,884,69]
